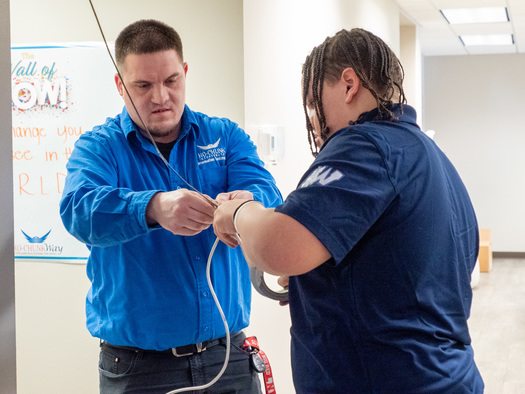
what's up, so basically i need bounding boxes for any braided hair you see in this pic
[302,28,407,156]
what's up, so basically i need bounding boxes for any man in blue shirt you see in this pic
[214,29,484,393]
[59,19,282,393]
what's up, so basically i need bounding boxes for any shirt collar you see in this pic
[319,104,418,151]
[351,103,416,125]
[120,104,200,143]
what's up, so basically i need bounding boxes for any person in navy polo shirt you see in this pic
[60,19,282,393]
[213,28,484,393]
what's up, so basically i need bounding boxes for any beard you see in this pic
[142,121,180,142]
[148,126,176,138]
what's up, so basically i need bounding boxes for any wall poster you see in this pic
[11,43,123,262]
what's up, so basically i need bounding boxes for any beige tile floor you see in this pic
[469,258,525,394]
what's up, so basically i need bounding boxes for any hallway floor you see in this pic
[469,258,525,394]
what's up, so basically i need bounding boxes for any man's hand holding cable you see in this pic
[146,189,216,236]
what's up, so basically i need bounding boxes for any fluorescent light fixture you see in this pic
[460,34,514,46]
[441,7,509,24]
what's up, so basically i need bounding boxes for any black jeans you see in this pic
[99,332,263,394]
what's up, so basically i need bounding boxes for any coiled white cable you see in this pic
[165,236,230,394]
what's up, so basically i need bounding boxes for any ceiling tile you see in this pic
[393,0,523,56]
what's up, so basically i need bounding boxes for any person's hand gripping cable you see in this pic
[213,197,289,302]
[146,189,217,236]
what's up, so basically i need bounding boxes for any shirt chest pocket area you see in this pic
[199,165,228,196]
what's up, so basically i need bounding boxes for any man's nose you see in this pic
[151,84,169,104]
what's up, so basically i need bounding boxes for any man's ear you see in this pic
[115,74,124,97]
[342,67,360,103]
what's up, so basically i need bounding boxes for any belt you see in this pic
[102,331,241,358]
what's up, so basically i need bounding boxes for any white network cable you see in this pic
[166,237,231,394]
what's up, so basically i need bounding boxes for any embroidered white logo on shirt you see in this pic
[197,139,220,150]
[299,166,344,188]
[196,138,226,165]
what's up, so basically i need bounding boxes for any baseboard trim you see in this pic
[493,252,525,259]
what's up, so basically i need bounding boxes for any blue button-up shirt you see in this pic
[60,105,282,350]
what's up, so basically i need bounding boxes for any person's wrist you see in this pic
[233,200,262,235]
[145,192,161,227]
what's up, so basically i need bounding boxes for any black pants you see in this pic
[99,331,263,394]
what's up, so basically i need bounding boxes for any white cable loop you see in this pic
[166,237,230,394]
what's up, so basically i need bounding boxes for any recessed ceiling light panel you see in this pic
[460,34,514,46]
[441,7,509,24]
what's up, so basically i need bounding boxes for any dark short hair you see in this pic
[115,19,184,69]
[302,28,406,156]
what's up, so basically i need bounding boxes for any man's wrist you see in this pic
[145,192,161,227]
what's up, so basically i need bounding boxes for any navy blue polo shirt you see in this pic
[276,105,483,393]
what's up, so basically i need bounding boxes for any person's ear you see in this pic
[115,74,124,97]
[342,67,360,103]
[183,62,188,76]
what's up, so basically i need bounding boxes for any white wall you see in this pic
[423,54,525,252]
[400,24,422,121]
[10,1,244,393]
[11,0,244,125]
[243,0,401,197]
[244,0,402,391]
[1,0,17,392]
